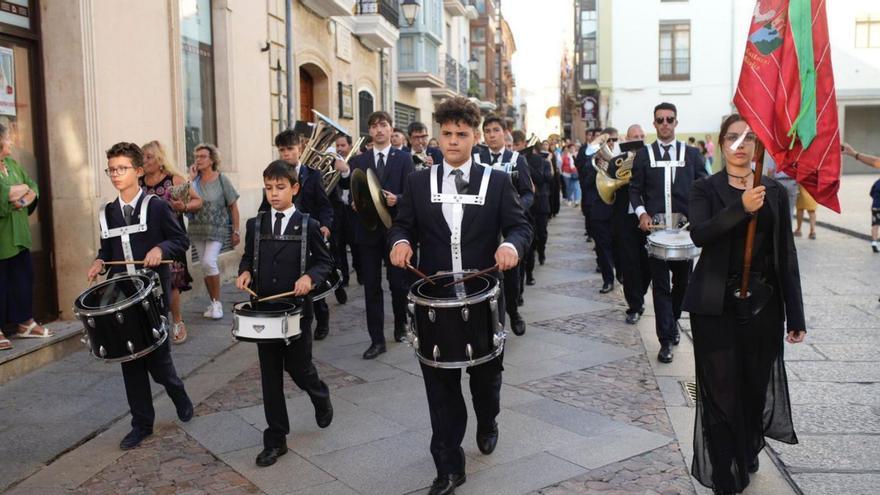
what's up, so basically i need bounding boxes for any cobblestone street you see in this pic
[4,202,879,494]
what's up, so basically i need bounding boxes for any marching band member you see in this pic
[86,142,193,451]
[332,134,359,291]
[348,111,415,358]
[586,127,620,294]
[389,96,532,495]
[518,133,552,286]
[629,102,709,363]
[479,116,533,336]
[406,121,444,168]
[236,161,334,467]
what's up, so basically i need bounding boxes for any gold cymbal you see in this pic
[351,168,392,231]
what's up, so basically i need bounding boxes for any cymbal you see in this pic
[351,168,392,231]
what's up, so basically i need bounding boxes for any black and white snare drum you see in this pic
[232,299,303,344]
[406,271,505,369]
[74,270,168,363]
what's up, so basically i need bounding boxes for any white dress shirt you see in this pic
[373,145,392,168]
[271,204,297,234]
[118,188,144,216]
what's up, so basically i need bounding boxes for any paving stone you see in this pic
[771,434,880,471]
[550,426,673,470]
[783,342,828,361]
[801,327,880,345]
[288,480,360,495]
[219,445,333,495]
[785,361,880,382]
[655,376,690,407]
[790,473,880,495]
[510,398,628,438]
[519,293,614,323]
[332,374,431,430]
[787,381,880,406]
[791,404,880,434]
[531,310,644,350]
[811,343,880,361]
[456,452,586,495]
[181,411,263,454]
[503,342,636,386]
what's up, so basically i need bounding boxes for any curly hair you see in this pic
[434,96,481,130]
[194,143,222,171]
[106,142,144,168]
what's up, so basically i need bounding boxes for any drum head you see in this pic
[233,299,302,317]
[649,230,694,247]
[78,275,149,310]
[411,273,495,304]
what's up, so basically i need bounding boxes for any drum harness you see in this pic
[647,141,685,230]
[488,150,519,176]
[429,160,492,297]
[252,210,310,293]
[99,194,156,276]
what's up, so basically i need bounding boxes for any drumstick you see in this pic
[406,264,435,286]
[258,290,298,303]
[443,265,499,288]
[102,260,175,266]
[242,287,259,298]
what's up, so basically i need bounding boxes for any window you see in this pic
[473,27,486,43]
[659,21,690,81]
[358,91,374,137]
[394,102,419,130]
[180,0,216,160]
[856,16,880,48]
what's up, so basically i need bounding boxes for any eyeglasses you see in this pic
[607,137,619,143]
[104,166,134,177]
[655,117,676,125]
[724,132,757,144]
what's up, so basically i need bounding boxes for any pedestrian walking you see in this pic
[794,184,817,240]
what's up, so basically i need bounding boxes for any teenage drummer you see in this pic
[235,160,334,468]
[389,97,532,495]
[86,142,193,451]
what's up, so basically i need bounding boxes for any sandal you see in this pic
[16,321,52,339]
[0,335,11,350]
[809,232,816,240]
[793,230,802,237]
[172,322,188,344]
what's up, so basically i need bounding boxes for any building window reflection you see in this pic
[180,0,217,159]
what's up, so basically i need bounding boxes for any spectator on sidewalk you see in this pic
[842,142,880,169]
[794,185,818,240]
[141,140,202,343]
[704,134,715,168]
[561,143,580,206]
[0,123,50,350]
[187,143,240,320]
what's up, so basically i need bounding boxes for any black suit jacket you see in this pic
[526,152,552,215]
[346,147,415,245]
[681,172,805,331]
[478,148,534,210]
[259,165,333,228]
[629,141,708,219]
[575,144,599,216]
[239,210,333,299]
[97,194,189,282]
[388,163,533,277]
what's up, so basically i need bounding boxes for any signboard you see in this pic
[338,82,353,120]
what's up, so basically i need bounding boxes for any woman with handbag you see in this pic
[187,143,240,320]
[682,114,806,494]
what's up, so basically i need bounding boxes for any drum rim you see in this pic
[74,273,156,317]
[233,299,303,318]
[413,339,506,369]
[310,268,343,302]
[407,272,500,308]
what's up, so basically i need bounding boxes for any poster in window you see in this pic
[338,82,354,120]
[0,46,15,116]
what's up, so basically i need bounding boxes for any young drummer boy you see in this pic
[87,142,193,451]
[236,160,334,467]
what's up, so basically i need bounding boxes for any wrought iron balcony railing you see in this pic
[356,0,399,27]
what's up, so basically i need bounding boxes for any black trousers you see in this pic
[648,257,692,344]
[502,266,521,316]
[121,339,189,433]
[258,317,329,448]
[591,216,614,285]
[421,356,503,475]
[358,242,408,345]
[524,213,549,275]
[333,204,359,285]
[612,215,650,313]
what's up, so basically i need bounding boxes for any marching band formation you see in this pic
[75,96,806,495]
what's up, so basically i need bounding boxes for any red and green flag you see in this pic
[734,0,840,212]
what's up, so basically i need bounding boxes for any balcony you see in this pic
[301,0,355,19]
[431,54,469,98]
[444,0,468,17]
[352,0,400,51]
[398,34,444,87]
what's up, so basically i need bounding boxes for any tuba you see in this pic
[595,151,634,205]
[300,110,353,194]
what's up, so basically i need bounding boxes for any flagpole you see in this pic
[738,140,766,299]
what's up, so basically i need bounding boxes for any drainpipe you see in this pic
[286,0,295,126]
[380,48,387,110]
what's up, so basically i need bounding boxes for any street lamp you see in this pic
[400,0,421,27]
[468,54,479,72]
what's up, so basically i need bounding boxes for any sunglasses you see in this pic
[655,116,676,125]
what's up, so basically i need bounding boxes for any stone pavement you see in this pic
[7,202,875,494]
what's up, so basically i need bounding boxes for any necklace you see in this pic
[727,169,753,187]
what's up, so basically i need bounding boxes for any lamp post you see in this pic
[400,0,420,27]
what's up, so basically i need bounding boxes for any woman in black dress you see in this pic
[682,114,806,494]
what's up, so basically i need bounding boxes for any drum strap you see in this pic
[253,212,310,291]
[99,195,154,275]
[647,141,685,230]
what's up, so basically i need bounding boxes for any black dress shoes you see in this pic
[748,456,760,473]
[334,286,348,304]
[428,473,466,495]
[315,397,333,428]
[516,295,524,307]
[394,323,407,343]
[525,275,536,286]
[314,325,329,341]
[538,253,546,265]
[362,343,386,359]
[119,429,152,450]
[511,313,526,336]
[673,322,682,345]
[658,344,674,363]
[177,397,194,423]
[625,311,641,325]
[599,282,614,294]
[255,445,288,467]
[476,422,499,454]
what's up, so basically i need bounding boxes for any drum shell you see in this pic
[647,231,701,261]
[232,299,303,344]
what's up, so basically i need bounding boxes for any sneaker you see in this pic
[872,241,879,253]
[209,300,223,320]
[202,302,214,318]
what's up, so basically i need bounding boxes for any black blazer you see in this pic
[239,210,333,298]
[477,148,534,210]
[681,172,806,332]
[575,145,599,216]
[629,141,708,219]
[345,147,414,246]
[259,165,333,228]
[97,194,189,282]
[388,163,533,277]
[526,152,552,215]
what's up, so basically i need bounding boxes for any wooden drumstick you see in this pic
[102,260,175,266]
[257,284,316,303]
[242,287,259,298]
[443,265,499,288]
[406,263,435,286]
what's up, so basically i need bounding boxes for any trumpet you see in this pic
[595,151,635,205]
[300,110,352,195]
[413,151,430,170]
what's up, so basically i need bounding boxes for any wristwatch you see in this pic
[17,198,26,207]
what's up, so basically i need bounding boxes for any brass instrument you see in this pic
[520,134,541,154]
[412,151,430,170]
[595,151,635,205]
[299,109,352,194]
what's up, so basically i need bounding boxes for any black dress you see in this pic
[688,182,799,493]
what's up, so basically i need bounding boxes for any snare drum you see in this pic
[311,268,342,302]
[232,299,302,344]
[647,229,701,261]
[74,270,168,363]
[406,271,505,369]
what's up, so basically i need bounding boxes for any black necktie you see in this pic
[273,212,285,236]
[123,205,133,226]
[661,144,672,161]
[451,169,468,194]
[377,152,386,176]
[491,153,501,164]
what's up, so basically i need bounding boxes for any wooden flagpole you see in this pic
[738,140,766,299]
